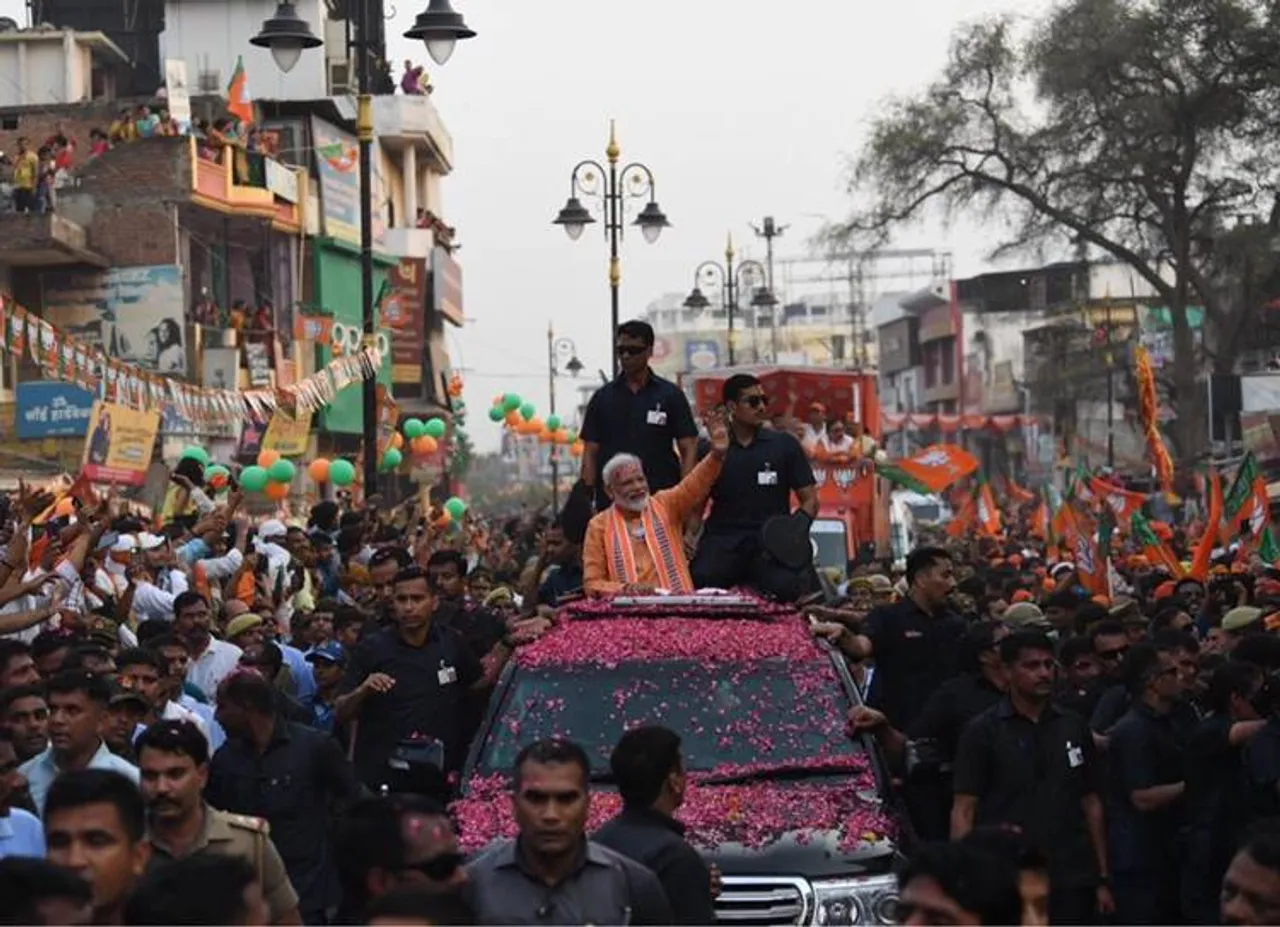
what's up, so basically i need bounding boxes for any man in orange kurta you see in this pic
[584,421,729,596]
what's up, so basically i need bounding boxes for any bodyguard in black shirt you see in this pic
[580,320,698,511]
[691,373,818,601]
[336,565,483,792]
[594,726,714,925]
[952,631,1114,924]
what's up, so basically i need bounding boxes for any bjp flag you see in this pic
[227,56,254,125]
[976,479,1002,536]
[896,444,979,494]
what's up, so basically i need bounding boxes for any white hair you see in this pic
[602,452,644,488]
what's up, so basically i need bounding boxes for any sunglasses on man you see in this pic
[615,345,647,356]
[737,394,770,408]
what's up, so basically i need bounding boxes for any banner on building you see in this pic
[685,339,720,371]
[260,409,313,457]
[163,58,191,129]
[431,246,463,326]
[310,116,388,247]
[382,258,427,384]
[81,401,159,486]
[40,265,187,375]
[16,381,95,439]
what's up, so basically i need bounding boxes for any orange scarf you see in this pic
[605,503,693,594]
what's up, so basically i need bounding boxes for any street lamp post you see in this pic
[547,325,583,511]
[682,234,773,366]
[553,121,670,375]
[252,0,476,495]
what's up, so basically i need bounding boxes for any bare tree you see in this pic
[832,0,1280,464]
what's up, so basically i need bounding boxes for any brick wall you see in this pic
[0,100,124,169]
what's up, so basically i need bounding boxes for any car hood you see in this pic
[452,774,898,868]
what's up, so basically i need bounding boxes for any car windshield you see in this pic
[475,656,860,778]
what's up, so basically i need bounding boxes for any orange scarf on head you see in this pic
[605,503,693,594]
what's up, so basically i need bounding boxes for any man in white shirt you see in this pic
[172,591,240,701]
[0,729,42,859]
[131,534,188,623]
[19,671,139,816]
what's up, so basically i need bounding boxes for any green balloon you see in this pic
[268,459,296,483]
[567,430,578,444]
[329,459,356,486]
[403,418,426,439]
[181,446,210,466]
[444,496,467,519]
[239,465,269,493]
[545,414,562,432]
[488,406,505,422]
[519,402,536,422]
[502,393,522,412]
[205,464,230,481]
[381,447,403,470]
[424,418,447,439]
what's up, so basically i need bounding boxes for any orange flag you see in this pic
[976,480,1002,536]
[1005,476,1036,504]
[947,492,976,539]
[1090,477,1147,522]
[1189,469,1223,581]
[896,444,979,494]
[227,56,254,125]
[1060,504,1109,597]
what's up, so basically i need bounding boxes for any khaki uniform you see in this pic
[147,803,299,922]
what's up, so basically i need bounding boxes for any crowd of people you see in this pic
[4,318,1280,924]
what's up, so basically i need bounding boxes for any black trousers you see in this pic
[691,531,811,602]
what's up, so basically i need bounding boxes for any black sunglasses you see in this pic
[400,852,464,881]
[739,394,770,408]
[1097,646,1128,661]
[615,345,647,356]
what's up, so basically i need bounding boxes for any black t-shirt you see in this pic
[862,598,967,731]
[434,598,507,656]
[907,672,1004,763]
[1105,701,1187,875]
[339,622,482,786]
[703,428,815,535]
[580,372,697,508]
[953,699,1100,886]
[1184,715,1252,881]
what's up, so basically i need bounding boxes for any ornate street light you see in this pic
[683,234,775,366]
[403,0,478,66]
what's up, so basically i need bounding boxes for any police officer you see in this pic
[580,320,699,512]
[690,373,818,601]
[134,720,301,925]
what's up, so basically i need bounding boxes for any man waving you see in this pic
[583,419,728,596]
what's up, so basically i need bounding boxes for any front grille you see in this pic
[715,876,812,925]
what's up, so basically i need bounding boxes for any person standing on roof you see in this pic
[582,418,729,596]
[579,321,700,512]
[690,374,819,601]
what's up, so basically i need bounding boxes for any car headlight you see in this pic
[812,874,900,925]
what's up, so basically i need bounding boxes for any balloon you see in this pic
[330,459,356,486]
[403,418,426,439]
[268,459,296,483]
[390,432,404,450]
[567,430,578,444]
[257,450,281,469]
[554,429,570,444]
[488,406,505,422]
[444,496,468,519]
[571,441,584,458]
[240,465,269,492]
[309,459,331,483]
[411,435,438,456]
[424,418,446,439]
[504,409,522,427]
[545,415,562,432]
[519,402,536,422]
[181,446,210,466]
[538,429,554,444]
[502,393,522,412]
[54,497,76,517]
[265,481,289,501]
[455,400,466,411]
[205,464,231,489]
[381,447,403,470]
[434,509,453,527]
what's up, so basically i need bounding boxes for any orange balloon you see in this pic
[505,409,522,427]
[390,432,404,450]
[411,435,439,455]
[257,449,281,469]
[538,429,553,444]
[54,497,76,517]
[265,481,289,501]
[435,510,453,527]
[309,458,331,483]
[554,428,570,444]
[570,441,585,458]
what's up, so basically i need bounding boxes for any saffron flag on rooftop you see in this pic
[228,56,255,126]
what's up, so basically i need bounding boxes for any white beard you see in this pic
[615,494,650,514]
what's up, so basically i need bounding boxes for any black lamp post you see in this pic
[547,327,582,511]
[553,121,669,375]
[682,235,772,366]
[252,0,475,495]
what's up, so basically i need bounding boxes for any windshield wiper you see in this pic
[697,762,864,786]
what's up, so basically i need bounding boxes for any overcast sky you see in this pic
[398,0,1060,450]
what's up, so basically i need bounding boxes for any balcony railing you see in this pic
[189,138,305,231]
